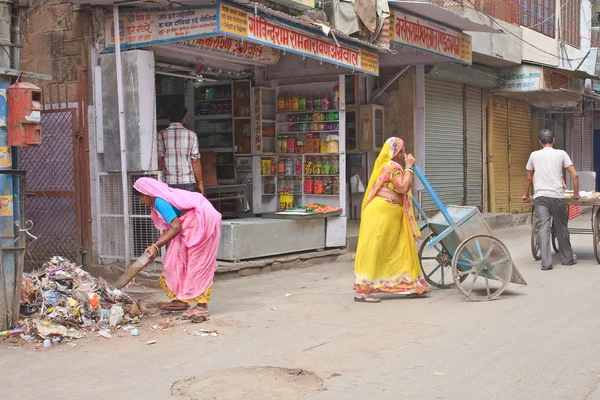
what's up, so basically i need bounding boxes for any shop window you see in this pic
[520,0,556,38]
[561,0,580,48]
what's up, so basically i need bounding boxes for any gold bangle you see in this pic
[151,243,160,253]
[405,169,414,173]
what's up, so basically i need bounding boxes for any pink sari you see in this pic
[133,178,222,301]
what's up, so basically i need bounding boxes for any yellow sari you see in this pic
[353,138,428,295]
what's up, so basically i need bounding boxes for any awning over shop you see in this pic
[496,64,590,110]
[388,1,501,33]
[103,0,380,75]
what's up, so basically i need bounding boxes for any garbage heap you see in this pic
[3,256,156,344]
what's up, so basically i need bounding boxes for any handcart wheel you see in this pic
[418,233,467,289]
[452,235,513,301]
[593,207,600,264]
[531,207,559,261]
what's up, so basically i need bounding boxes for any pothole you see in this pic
[171,366,324,400]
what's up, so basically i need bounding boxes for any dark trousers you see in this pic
[534,196,574,267]
[169,183,197,192]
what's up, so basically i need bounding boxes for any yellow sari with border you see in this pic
[353,138,428,295]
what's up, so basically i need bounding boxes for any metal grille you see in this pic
[97,172,162,266]
[20,110,78,267]
[508,100,532,213]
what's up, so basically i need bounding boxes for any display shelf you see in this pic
[195,114,232,120]
[277,110,340,115]
[234,116,251,120]
[199,147,234,153]
[277,131,339,134]
[262,119,276,123]
[196,98,231,102]
[278,120,339,123]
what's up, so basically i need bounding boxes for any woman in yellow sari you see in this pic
[354,137,428,302]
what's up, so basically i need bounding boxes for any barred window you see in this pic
[520,0,556,38]
[561,0,581,48]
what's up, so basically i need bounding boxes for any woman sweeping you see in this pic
[353,137,428,303]
[132,177,221,317]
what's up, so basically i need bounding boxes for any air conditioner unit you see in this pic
[97,171,163,270]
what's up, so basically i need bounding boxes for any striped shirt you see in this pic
[157,123,200,185]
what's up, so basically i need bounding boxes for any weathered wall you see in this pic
[19,0,94,103]
[378,67,416,153]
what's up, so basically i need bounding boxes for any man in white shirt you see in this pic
[522,129,579,270]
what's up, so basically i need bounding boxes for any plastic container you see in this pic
[333,177,340,195]
[321,157,331,175]
[285,158,294,175]
[306,97,314,111]
[287,137,296,153]
[291,94,299,112]
[324,177,333,195]
[277,96,285,112]
[277,159,285,175]
[295,158,303,175]
[333,85,339,110]
[304,177,314,194]
[296,140,304,154]
[325,134,339,154]
[314,177,325,194]
[331,157,339,174]
[298,95,306,112]
[284,96,291,112]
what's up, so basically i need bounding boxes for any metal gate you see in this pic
[19,70,92,268]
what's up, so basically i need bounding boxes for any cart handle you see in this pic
[413,165,455,226]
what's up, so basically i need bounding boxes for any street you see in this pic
[3,219,600,400]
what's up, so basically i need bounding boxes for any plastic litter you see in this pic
[131,329,139,336]
[43,339,52,348]
[147,340,156,345]
[192,329,220,337]
[108,305,124,327]
[99,329,112,339]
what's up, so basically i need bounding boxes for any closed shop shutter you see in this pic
[583,111,593,171]
[508,100,532,213]
[489,96,510,213]
[465,86,483,208]
[423,78,464,211]
[571,115,583,170]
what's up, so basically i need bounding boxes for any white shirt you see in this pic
[526,147,573,199]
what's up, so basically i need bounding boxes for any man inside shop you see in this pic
[522,129,579,271]
[158,105,204,194]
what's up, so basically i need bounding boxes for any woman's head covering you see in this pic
[362,137,421,239]
[133,177,221,247]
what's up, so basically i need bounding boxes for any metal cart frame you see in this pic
[412,166,527,301]
[530,198,600,263]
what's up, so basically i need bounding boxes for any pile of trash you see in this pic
[4,256,159,346]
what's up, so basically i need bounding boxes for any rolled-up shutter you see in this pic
[583,111,593,171]
[508,100,532,213]
[466,86,483,208]
[571,115,583,170]
[424,78,464,211]
[489,96,510,213]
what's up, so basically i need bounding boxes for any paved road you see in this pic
[2,219,600,400]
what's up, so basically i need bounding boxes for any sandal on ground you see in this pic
[159,300,189,311]
[182,307,210,318]
[354,295,381,303]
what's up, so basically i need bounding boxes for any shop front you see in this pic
[372,3,496,215]
[94,1,381,263]
[490,64,594,213]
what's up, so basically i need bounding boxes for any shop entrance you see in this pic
[20,70,92,268]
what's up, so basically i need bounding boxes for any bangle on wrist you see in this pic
[151,243,160,253]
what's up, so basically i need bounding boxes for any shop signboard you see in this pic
[389,9,472,64]
[498,65,542,92]
[498,65,584,94]
[105,7,218,50]
[216,2,379,75]
[176,36,280,65]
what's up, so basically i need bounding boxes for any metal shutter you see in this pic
[583,111,593,171]
[465,86,483,208]
[424,78,464,211]
[571,115,583,171]
[489,96,510,213]
[508,100,532,213]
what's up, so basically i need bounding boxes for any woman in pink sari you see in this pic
[133,177,221,317]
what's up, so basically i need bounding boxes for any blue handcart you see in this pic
[412,166,527,301]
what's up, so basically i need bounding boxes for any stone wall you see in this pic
[19,0,96,104]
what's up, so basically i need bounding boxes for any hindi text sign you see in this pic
[389,9,472,64]
[177,36,280,64]
[217,3,379,75]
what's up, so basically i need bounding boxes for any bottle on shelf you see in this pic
[333,85,339,110]
[277,158,285,175]
[285,157,294,176]
[291,94,299,112]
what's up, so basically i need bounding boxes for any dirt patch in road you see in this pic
[171,366,324,400]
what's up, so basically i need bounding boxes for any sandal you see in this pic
[182,308,210,318]
[159,300,189,311]
[354,295,381,303]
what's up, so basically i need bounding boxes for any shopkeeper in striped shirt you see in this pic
[158,105,204,195]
